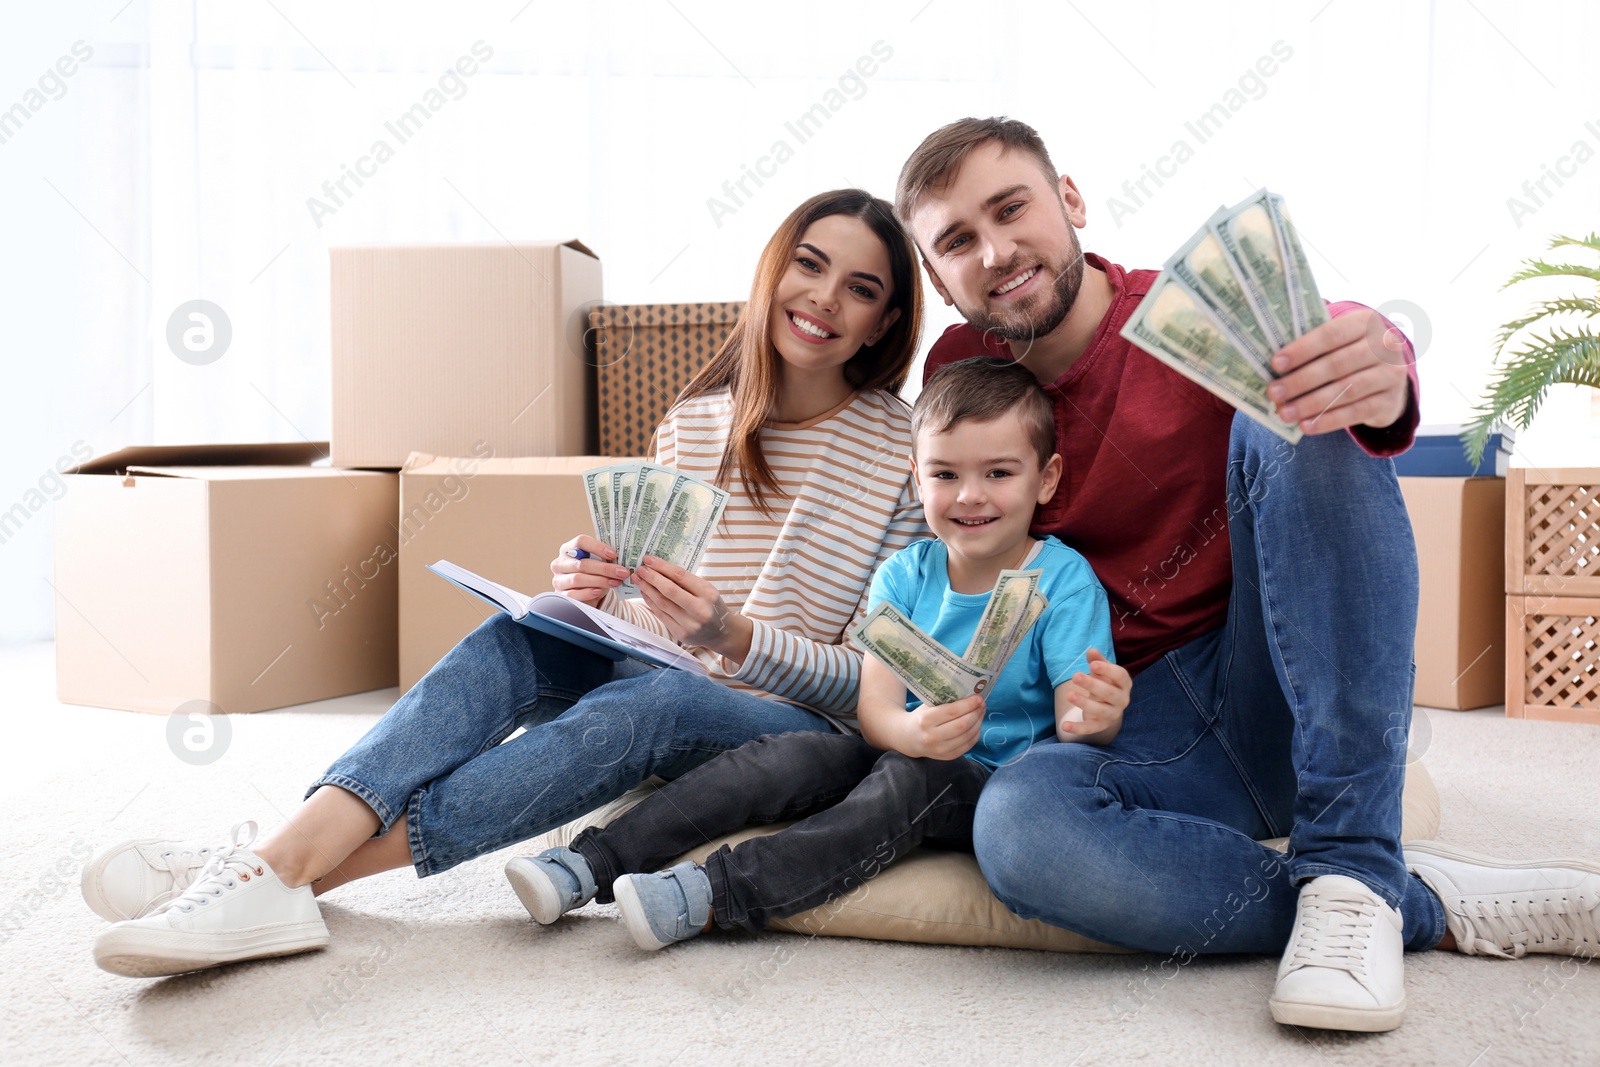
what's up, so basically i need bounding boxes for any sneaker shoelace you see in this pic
[155,843,219,896]
[159,821,263,916]
[1449,890,1597,959]
[1288,888,1379,975]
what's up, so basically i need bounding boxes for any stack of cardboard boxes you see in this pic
[56,240,681,714]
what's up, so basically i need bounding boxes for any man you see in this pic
[896,116,1599,1032]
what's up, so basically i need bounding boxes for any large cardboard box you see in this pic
[591,301,743,457]
[55,443,399,715]
[397,452,647,692]
[1398,476,1505,710]
[332,241,602,469]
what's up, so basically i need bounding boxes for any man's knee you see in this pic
[973,747,1101,910]
[1227,411,1397,511]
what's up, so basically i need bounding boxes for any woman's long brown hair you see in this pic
[674,188,923,515]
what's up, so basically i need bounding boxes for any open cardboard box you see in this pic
[54,443,399,715]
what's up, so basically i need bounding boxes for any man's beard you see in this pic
[960,228,1086,345]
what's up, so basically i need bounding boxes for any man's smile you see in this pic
[990,265,1041,299]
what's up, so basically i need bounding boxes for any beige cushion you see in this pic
[535,760,1441,953]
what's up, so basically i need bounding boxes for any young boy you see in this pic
[502,357,1132,948]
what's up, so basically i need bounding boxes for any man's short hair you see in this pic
[912,357,1056,467]
[895,116,1058,224]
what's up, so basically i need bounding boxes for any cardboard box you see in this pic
[55,443,399,715]
[332,241,602,469]
[397,451,647,692]
[591,301,743,457]
[1398,476,1505,710]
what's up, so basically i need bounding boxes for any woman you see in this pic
[84,189,928,978]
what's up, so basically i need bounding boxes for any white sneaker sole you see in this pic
[1405,841,1600,878]
[1270,993,1406,1032]
[504,857,567,925]
[612,877,671,952]
[93,919,331,978]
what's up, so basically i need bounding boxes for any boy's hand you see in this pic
[901,693,986,761]
[1057,649,1131,744]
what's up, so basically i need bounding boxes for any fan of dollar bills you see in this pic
[581,463,730,587]
[850,568,1047,708]
[1122,188,1329,444]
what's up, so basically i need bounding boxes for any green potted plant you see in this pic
[1464,232,1600,466]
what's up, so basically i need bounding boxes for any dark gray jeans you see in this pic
[572,731,992,931]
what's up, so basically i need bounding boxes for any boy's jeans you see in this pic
[310,615,835,876]
[572,731,992,931]
[974,414,1449,955]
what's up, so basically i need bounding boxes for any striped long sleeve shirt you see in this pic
[598,387,926,731]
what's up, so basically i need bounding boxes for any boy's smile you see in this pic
[913,414,1062,594]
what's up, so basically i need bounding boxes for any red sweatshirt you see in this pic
[922,254,1420,675]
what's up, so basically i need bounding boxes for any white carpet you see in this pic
[3,639,1597,1067]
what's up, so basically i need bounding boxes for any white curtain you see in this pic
[3,0,1598,642]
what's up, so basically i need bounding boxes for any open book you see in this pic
[428,560,706,675]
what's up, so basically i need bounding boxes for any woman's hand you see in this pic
[633,555,753,664]
[549,535,630,605]
[1057,649,1131,745]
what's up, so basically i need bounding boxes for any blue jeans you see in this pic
[310,614,836,876]
[973,414,1448,955]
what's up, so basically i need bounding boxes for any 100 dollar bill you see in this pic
[964,568,1042,673]
[852,602,993,708]
[1122,272,1302,444]
[583,461,730,581]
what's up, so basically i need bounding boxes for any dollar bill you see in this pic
[964,568,1042,673]
[1122,272,1302,444]
[995,589,1049,671]
[1166,226,1275,372]
[640,476,729,573]
[581,466,615,551]
[1266,193,1330,335]
[611,464,642,563]
[620,465,678,570]
[1211,194,1297,350]
[853,603,993,708]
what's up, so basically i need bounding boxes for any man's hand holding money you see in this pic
[1267,308,1412,435]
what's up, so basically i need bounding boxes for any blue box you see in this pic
[1393,425,1514,477]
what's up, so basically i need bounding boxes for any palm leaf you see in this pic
[1495,296,1600,355]
[1501,260,1600,289]
[1548,232,1600,254]
[1463,328,1600,465]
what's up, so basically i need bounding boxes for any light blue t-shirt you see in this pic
[866,535,1114,770]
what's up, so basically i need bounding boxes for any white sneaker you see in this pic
[1405,841,1600,959]
[1270,874,1406,1032]
[81,830,233,921]
[92,824,329,978]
